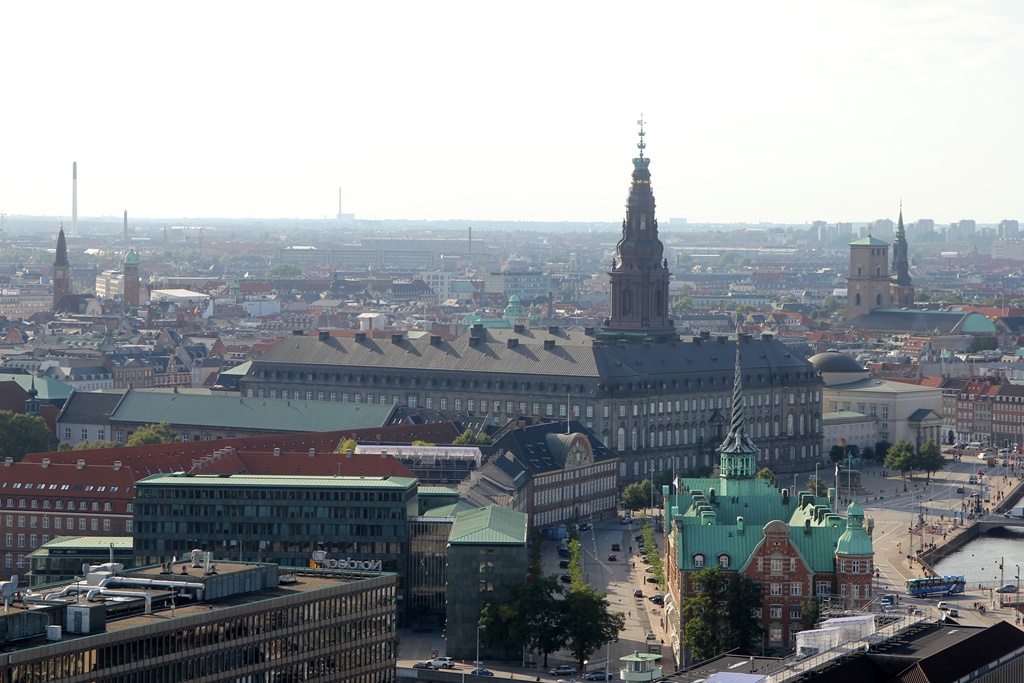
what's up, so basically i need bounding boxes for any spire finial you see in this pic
[636,114,646,159]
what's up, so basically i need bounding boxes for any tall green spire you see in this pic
[718,338,758,478]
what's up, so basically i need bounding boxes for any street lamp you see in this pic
[475,624,482,672]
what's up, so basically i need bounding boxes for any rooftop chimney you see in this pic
[113,461,121,470]
[354,332,367,342]
[429,334,442,346]
[274,448,281,457]
[41,458,50,468]
[391,333,403,344]
[319,331,330,341]
[76,459,85,470]
[543,339,555,350]
[309,448,316,458]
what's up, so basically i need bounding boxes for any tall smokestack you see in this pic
[468,225,472,254]
[72,162,78,238]
[123,210,128,245]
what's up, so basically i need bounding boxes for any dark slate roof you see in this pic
[249,329,816,393]
[808,351,865,374]
[56,389,127,425]
[491,420,614,474]
[843,308,996,334]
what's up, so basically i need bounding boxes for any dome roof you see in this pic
[808,351,864,374]
[124,250,140,265]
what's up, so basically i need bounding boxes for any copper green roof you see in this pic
[137,473,417,489]
[0,373,73,401]
[448,506,528,545]
[849,234,889,246]
[109,389,394,433]
[419,486,461,497]
[124,250,140,265]
[38,535,134,550]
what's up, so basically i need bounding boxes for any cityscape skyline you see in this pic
[2,2,1023,224]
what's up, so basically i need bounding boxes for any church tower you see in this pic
[600,118,675,342]
[52,223,70,311]
[890,204,914,306]
[123,249,141,308]
[845,229,890,320]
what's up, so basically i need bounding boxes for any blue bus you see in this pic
[905,575,966,597]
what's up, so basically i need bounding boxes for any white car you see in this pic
[937,601,949,611]
[429,657,455,669]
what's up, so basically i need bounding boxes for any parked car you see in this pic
[633,588,644,598]
[641,556,650,564]
[611,543,621,551]
[583,671,613,680]
[608,554,618,561]
[578,522,593,531]
[646,576,659,583]
[956,487,964,494]
[559,560,570,569]
[560,574,573,584]
[413,662,433,669]
[646,631,657,641]
[430,657,455,669]
[550,665,577,676]
[645,566,655,573]
[470,668,494,676]
[996,584,1018,593]
[620,517,631,525]
[650,593,664,605]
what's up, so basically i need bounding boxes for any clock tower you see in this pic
[600,118,675,342]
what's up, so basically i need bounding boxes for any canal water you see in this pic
[931,526,1024,586]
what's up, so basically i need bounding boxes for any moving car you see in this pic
[646,631,657,641]
[620,517,631,525]
[470,669,494,676]
[607,553,618,561]
[550,665,577,676]
[633,588,644,598]
[611,543,621,551]
[937,601,949,611]
[429,657,455,669]
[996,584,1018,593]
[948,608,959,617]
[413,662,433,669]
[583,671,614,680]
[578,523,593,531]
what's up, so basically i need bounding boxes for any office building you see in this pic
[1,560,397,682]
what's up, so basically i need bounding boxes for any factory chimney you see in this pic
[123,210,128,246]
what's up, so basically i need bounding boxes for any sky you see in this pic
[2,1,1023,225]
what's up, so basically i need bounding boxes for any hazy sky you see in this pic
[3,1,1022,225]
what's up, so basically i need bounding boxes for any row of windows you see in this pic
[2,499,116,512]
[137,488,407,502]
[3,516,117,532]
[534,476,616,507]
[531,495,617,529]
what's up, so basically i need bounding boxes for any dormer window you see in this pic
[718,554,730,569]
[694,554,705,568]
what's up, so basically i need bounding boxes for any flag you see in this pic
[673,475,679,492]
[835,463,839,479]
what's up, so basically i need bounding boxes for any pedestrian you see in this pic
[628,611,631,618]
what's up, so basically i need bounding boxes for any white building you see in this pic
[811,351,943,448]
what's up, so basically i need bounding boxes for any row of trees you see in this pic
[640,520,665,588]
[479,534,625,670]
[884,438,946,480]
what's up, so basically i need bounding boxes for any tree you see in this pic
[0,412,54,461]
[563,584,625,670]
[723,575,763,651]
[266,263,303,278]
[74,439,118,450]
[683,567,726,663]
[410,439,435,446]
[806,476,829,497]
[860,445,875,462]
[874,440,891,460]
[452,429,493,446]
[335,438,358,454]
[480,570,567,668]
[916,439,946,481]
[884,439,917,479]
[756,467,777,487]
[801,598,822,630]
[126,422,177,447]
[567,539,585,592]
[828,445,844,463]
[620,480,651,511]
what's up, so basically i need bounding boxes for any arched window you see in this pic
[876,293,882,306]
[617,428,625,452]
[799,414,805,435]
[694,554,705,568]
[631,427,639,451]
[718,554,730,569]
[855,293,862,306]
[787,414,795,436]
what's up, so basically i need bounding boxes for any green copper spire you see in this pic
[719,338,758,478]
